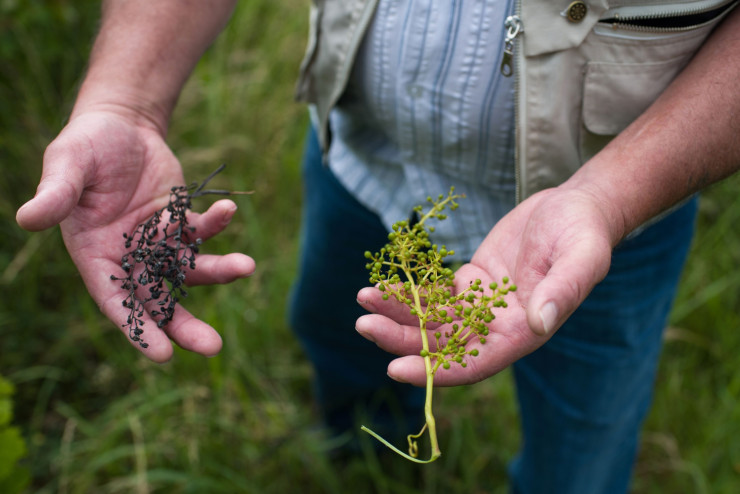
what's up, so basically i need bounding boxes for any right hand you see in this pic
[356,186,615,386]
[16,109,256,362]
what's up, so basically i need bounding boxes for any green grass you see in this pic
[1,1,739,493]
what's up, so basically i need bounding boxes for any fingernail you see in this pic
[355,325,376,343]
[223,205,237,222]
[539,301,558,335]
[388,372,407,383]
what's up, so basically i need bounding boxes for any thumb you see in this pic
[16,137,91,231]
[523,236,612,336]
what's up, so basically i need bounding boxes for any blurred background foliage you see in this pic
[1,1,739,493]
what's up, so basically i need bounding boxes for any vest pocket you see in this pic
[579,55,690,161]
[582,56,689,136]
[578,1,735,161]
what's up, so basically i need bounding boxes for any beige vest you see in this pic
[294,0,737,201]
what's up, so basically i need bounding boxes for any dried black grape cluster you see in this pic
[110,165,244,348]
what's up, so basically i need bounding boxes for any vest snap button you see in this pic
[565,1,588,23]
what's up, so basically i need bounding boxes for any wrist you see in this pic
[558,163,631,248]
[70,83,171,137]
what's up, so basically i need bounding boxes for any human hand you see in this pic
[16,110,255,362]
[356,187,617,386]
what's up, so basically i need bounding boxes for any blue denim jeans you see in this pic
[289,128,697,492]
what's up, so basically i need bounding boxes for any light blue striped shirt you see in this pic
[328,0,516,261]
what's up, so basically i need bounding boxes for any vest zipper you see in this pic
[500,10,524,203]
[500,14,523,77]
[599,0,737,33]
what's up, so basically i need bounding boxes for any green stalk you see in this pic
[361,269,442,463]
[361,190,513,463]
[414,284,442,462]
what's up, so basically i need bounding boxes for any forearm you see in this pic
[565,8,740,244]
[72,0,237,134]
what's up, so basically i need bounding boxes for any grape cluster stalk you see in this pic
[361,189,516,463]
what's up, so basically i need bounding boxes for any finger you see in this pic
[355,314,424,356]
[184,253,256,286]
[99,275,176,362]
[185,199,240,242]
[387,356,428,386]
[97,253,224,362]
[16,137,90,231]
[525,236,611,336]
[387,352,495,387]
[386,322,542,387]
[155,303,224,358]
[100,289,224,363]
[356,313,520,386]
[356,286,423,326]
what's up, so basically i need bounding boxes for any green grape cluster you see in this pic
[361,188,516,463]
[364,190,516,376]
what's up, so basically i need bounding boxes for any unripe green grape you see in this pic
[359,189,516,462]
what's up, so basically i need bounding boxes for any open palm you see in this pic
[356,187,616,386]
[17,111,255,362]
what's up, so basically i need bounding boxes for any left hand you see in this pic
[355,186,618,386]
[17,110,255,362]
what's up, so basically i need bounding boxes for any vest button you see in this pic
[565,1,588,23]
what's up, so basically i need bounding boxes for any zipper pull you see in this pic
[500,15,523,77]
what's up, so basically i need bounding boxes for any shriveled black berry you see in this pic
[110,165,251,348]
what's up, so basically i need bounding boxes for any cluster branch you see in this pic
[361,188,516,463]
[110,165,250,348]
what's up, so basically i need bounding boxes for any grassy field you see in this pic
[1,1,739,493]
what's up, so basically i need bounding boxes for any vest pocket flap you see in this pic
[582,56,689,136]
